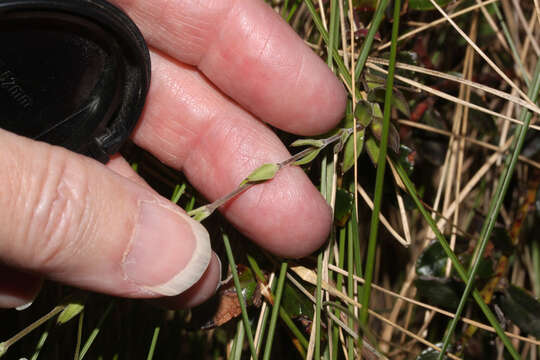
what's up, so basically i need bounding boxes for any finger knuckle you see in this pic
[25,149,93,270]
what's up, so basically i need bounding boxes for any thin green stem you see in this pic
[79,301,114,360]
[74,311,84,360]
[359,0,401,328]
[233,322,246,360]
[394,162,520,359]
[246,255,308,353]
[354,0,390,82]
[0,305,64,357]
[347,215,355,360]
[263,262,288,360]
[332,226,347,360]
[327,0,340,69]
[315,253,323,360]
[146,327,160,360]
[438,59,540,360]
[223,234,257,360]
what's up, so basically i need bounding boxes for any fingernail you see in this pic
[123,201,211,296]
[214,252,223,292]
[16,301,33,311]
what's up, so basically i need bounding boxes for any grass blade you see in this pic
[437,59,540,360]
[263,262,288,360]
[222,233,257,359]
[359,0,402,328]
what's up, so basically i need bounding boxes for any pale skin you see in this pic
[0,0,346,309]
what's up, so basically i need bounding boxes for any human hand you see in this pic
[0,0,346,309]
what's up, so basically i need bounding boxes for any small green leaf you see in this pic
[333,129,351,154]
[367,87,410,117]
[354,100,374,127]
[409,0,452,10]
[290,138,325,148]
[188,206,212,222]
[294,148,322,166]
[497,285,540,337]
[370,118,400,153]
[342,129,365,173]
[57,294,87,325]
[416,241,447,278]
[334,188,354,227]
[240,163,279,186]
[365,137,380,166]
[281,283,314,318]
[393,88,411,118]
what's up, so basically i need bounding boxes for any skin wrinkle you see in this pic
[31,153,91,273]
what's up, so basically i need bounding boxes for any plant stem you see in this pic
[359,0,401,328]
[223,234,257,359]
[263,262,288,360]
[437,58,540,360]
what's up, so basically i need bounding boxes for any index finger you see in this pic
[111,0,346,135]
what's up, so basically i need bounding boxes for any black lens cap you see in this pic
[0,0,150,163]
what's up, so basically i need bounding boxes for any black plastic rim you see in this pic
[0,0,151,162]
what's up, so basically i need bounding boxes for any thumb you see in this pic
[0,129,212,298]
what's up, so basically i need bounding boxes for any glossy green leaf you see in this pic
[497,285,540,337]
[342,100,371,173]
[365,136,380,166]
[414,276,464,310]
[416,241,447,278]
[294,148,322,166]
[364,72,385,90]
[409,0,452,11]
[370,117,400,153]
[367,87,411,118]
[334,188,354,226]
[290,138,325,148]
[354,100,374,127]
[240,163,279,185]
[281,283,314,319]
[333,129,351,154]
[393,88,411,118]
[237,265,259,305]
[342,129,365,173]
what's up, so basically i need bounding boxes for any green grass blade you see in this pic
[327,0,340,69]
[315,253,323,359]
[146,327,160,360]
[437,59,540,360]
[303,0,355,96]
[74,311,84,360]
[79,301,114,359]
[222,234,257,359]
[30,319,53,360]
[247,254,308,353]
[353,0,390,81]
[359,0,401,328]
[233,321,246,360]
[394,162,520,358]
[262,262,288,360]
